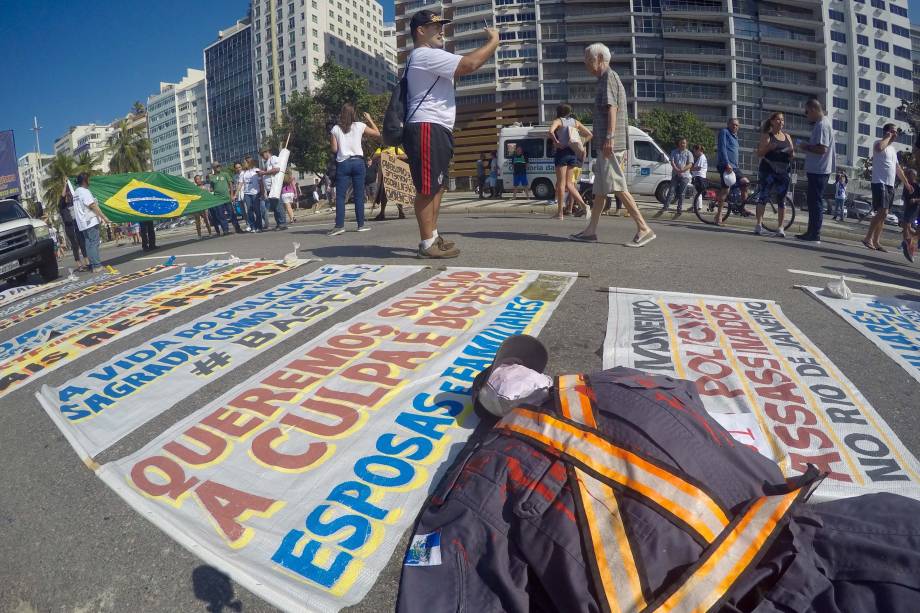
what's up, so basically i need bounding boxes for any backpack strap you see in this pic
[404,53,440,123]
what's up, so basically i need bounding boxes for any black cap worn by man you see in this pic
[408,9,451,32]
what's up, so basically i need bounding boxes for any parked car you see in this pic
[847,199,873,220]
[0,198,58,283]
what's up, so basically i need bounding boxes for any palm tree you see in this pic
[132,100,146,116]
[42,153,79,218]
[75,151,101,174]
[107,118,150,174]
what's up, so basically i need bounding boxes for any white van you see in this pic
[498,124,677,203]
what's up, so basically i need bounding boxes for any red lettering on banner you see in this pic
[369,350,432,370]
[163,426,228,465]
[294,398,360,436]
[227,388,293,418]
[775,424,833,451]
[288,347,357,377]
[193,480,278,543]
[417,305,480,330]
[790,451,852,483]
[340,362,400,387]
[131,456,199,500]
[686,348,744,399]
[378,298,437,318]
[328,334,375,351]
[764,401,816,426]
[250,427,328,471]
[678,320,718,344]
[738,356,782,371]
[393,331,451,347]
[200,407,265,438]
[262,369,320,390]
[347,323,394,337]
[315,385,388,409]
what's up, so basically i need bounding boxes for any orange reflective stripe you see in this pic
[575,468,646,613]
[558,374,597,428]
[499,408,729,543]
[652,488,801,613]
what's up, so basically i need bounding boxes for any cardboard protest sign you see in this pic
[38,264,422,459]
[380,150,415,210]
[98,267,575,613]
[0,260,304,398]
[603,288,920,502]
[805,287,920,386]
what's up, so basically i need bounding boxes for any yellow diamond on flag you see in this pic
[104,179,201,218]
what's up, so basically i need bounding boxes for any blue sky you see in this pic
[0,0,395,159]
[0,0,913,160]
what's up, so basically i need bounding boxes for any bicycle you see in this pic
[695,179,795,232]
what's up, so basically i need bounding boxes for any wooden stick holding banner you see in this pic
[380,149,416,211]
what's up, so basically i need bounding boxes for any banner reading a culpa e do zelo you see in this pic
[604,287,920,503]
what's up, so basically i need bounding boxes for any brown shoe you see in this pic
[436,235,456,250]
[419,241,460,259]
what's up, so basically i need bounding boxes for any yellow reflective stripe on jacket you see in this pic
[651,488,801,613]
[575,467,647,612]
[558,374,597,428]
[498,408,729,543]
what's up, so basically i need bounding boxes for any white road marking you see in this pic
[788,269,920,294]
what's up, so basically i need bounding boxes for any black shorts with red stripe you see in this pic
[404,122,453,196]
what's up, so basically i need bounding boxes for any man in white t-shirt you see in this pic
[404,10,499,258]
[863,123,913,251]
[257,147,287,230]
[72,173,109,272]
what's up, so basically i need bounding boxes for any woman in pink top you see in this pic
[281,173,299,223]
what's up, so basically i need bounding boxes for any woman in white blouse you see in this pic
[328,102,381,236]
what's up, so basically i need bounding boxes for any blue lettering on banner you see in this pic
[271,295,546,589]
[844,304,920,367]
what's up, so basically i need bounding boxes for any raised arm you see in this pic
[455,28,500,77]
[362,112,381,139]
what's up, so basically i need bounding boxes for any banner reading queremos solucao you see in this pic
[0,260,305,398]
[96,268,575,613]
[37,264,423,460]
[603,288,920,502]
[804,287,920,386]
[0,260,232,360]
[0,266,164,331]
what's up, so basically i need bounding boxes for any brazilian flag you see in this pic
[78,172,230,222]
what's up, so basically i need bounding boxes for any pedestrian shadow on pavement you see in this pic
[192,565,243,612]
[304,245,419,260]
[763,238,912,268]
[649,219,752,237]
[453,230,595,243]
[819,265,920,292]
[100,235,223,268]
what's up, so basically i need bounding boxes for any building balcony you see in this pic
[662,24,726,37]
[456,71,496,90]
[664,91,730,106]
[660,2,726,15]
[662,46,729,59]
[757,8,817,27]
[564,25,633,42]
[664,68,730,82]
[761,76,823,94]
[759,31,822,50]
[450,3,492,21]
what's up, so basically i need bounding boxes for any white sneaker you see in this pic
[356,225,371,232]
[772,229,786,238]
[753,224,763,236]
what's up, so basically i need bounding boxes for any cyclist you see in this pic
[754,112,794,237]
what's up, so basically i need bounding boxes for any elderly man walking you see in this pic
[570,43,654,246]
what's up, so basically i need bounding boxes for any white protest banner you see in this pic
[98,267,575,613]
[380,150,415,211]
[38,264,422,460]
[268,148,290,200]
[0,281,63,306]
[603,287,920,502]
[0,260,304,398]
[804,287,920,385]
[0,260,232,360]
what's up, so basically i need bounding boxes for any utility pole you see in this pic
[30,116,43,209]
[31,116,41,157]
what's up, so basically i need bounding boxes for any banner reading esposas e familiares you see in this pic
[0,267,163,331]
[0,261,231,359]
[97,267,575,613]
[38,264,423,460]
[804,287,920,386]
[603,287,920,502]
[0,260,303,399]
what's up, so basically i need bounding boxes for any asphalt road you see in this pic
[1,206,919,613]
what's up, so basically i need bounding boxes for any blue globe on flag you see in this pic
[125,187,181,215]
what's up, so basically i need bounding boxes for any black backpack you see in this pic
[382,55,439,147]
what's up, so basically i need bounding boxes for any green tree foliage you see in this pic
[263,62,389,174]
[107,118,151,173]
[132,100,146,116]
[635,109,715,156]
[42,154,79,215]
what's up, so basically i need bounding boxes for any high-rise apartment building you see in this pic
[383,21,399,88]
[205,17,260,166]
[249,0,395,140]
[911,24,920,98]
[827,0,913,165]
[147,69,211,180]
[53,124,114,171]
[396,0,914,179]
[17,152,53,204]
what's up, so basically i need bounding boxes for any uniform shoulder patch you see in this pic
[404,531,442,566]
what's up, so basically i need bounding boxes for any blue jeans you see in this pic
[266,198,287,228]
[335,157,367,228]
[245,194,262,231]
[834,197,845,219]
[208,206,228,234]
[806,173,829,238]
[82,225,101,269]
[669,175,690,209]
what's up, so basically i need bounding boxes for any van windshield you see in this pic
[0,200,28,223]
[504,138,545,159]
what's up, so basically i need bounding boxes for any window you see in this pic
[893,45,911,59]
[874,40,889,52]
[858,56,870,68]
[876,60,890,73]
[859,123,870,135]
[859,78,871,90]
[503,138,545,160]
[872,18,887,30]
[828,8,845,21]
[857,34,869,46]
[892,24,910,37]
[856,14,867,25]
[870,0,885,7]
[894,66,912,79]
[895,88,913,101]
[832,74,848,87]
[832,52,847,64]
[860,101,871,112]
[833,119,848,132]
[635,140,666,163]
[877,104,890,117]
[890,4,908,16]
[876,82,891,95]
[858,146,870,158]
[835,143,847,156]
[833,96,848,109]
[830,31,846,43]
